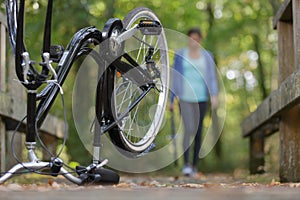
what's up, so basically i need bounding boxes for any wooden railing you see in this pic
[241,0,300,182]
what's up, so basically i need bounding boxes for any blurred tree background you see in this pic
[0,0,283,174]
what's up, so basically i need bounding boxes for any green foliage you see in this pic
[1,0,283,173]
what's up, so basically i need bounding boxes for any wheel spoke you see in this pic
[109,7,169,152]
[127,100,141,140]
[116,81,132,114]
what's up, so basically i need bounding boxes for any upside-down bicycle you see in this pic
[0,0,169,185]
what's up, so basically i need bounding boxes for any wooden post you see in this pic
[280,105,300,182]
[0,117,5,172]
[0,16,6,92]
[0,12,6,172]
[249,131,265,174]
[8,55,25,100]
[277,22,294,84]
[279,0,300,182]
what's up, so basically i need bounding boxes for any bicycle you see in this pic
[0,0,169,185]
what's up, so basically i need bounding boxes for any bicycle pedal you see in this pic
[50,45,64,62]
[138,20,162,35]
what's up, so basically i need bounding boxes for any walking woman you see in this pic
[169,28,218,177]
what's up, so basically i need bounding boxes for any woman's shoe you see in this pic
[182,165,192,176]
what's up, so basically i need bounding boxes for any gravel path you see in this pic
[1,173,300,200]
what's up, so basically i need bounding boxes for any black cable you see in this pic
[34,82,68,158]
[30,82,75,176]
[56,87,69,157]
[35,81,84,176]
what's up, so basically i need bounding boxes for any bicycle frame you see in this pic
[6,0,156,129]
[1,0,162,185]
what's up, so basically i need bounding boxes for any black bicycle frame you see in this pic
[36,26,102,126]
[36,23,155,134]
[6,0,103,142]
[6,0,156,141]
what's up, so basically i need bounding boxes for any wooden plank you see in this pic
[41,133,58,161]
[0,20,6,92]
[41,115,64,139]
[242,68,300,137]
[293,0,300,69]
[273,0,292,29]
[0,117,5,172]
[0,12,6,27]
[8,55,25,100]
[0,92,64,138]
[0,92,26,122]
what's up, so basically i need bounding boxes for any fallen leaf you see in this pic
[269,179,280,186]
[51,181,60,188]
[289,183,300,188]
[181,183,204,188]
[48,178,54,186]
[115,182,133,188]
[149,180,160,187]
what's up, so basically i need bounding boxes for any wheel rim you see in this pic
[113,9,169,152]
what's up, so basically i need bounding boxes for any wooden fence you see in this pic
[0,11,64,172]
[242,0,300,182]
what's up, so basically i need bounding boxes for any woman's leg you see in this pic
[192,102,207,167]
[180,101,200,165]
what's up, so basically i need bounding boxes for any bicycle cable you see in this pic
[34,80,67,158]
[30,80,75,176]
[32,79,88,176]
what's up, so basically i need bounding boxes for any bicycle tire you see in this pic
[108,7,169,154]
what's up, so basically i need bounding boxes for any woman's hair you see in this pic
[187,28,202,38]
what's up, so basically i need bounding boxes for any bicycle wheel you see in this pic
[108,7,169,154]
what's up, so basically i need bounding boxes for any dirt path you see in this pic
[1,174,300,200]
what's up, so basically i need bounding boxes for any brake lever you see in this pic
[42,52,58,81]
[21,52,31,84]
[21,52,49,85]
